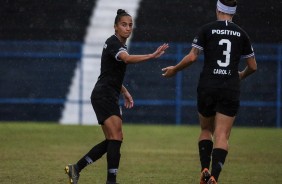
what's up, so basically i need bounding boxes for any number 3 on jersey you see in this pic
[217,39,231,67]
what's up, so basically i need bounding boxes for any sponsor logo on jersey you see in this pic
[193,37,198,43]
[103,43,107,49]
[212,29,241,37]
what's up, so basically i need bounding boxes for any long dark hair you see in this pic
[114,9,131,25]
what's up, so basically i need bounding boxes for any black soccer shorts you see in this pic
[197,87,240,117]
[91,96,122,125]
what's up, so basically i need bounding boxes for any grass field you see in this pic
[0,122,281,184]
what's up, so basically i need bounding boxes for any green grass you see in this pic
[0,122,281,184]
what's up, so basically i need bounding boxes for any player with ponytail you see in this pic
[65,9,168,184]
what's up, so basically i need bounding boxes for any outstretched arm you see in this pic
[162,47,200,77]
[119,43,169,64]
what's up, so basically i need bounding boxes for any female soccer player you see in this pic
[65,9,168,184]
[162,0,257,183]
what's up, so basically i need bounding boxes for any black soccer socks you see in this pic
[106,140,122,182]
[211,148,228,181]
[198,140,213,171]
[76,139,109,172]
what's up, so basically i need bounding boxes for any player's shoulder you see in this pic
[201,21,219,29]
[198,21,221,33]
[227,21,251,40]
[104,35,125,51]
[105,35,119,44]
[205,21,249,36]
[226,21,244,31]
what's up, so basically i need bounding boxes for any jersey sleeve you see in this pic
[192,27,205,50]
[241,32,255,58]
[108,39,128,61]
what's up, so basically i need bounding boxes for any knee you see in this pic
[213,132,229,149]
[200,129,213,140]
[117,131,123,141]
[214,133,227,142]
[200,124,214,138]
[108,130,123,141]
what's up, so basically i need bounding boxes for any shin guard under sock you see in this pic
[198,140,213,171]
[211,148,228,181]
[76,139,108,172]
[106,140,122,182]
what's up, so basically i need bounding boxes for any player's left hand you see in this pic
[122,91,134,108]
[152,43,169,58]
[161,66,177,77]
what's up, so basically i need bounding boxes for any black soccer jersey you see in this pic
[92,35,128,100]
[192,20,255,91]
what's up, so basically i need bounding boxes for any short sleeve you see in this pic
[241,32,255,58]
[108,39,128,61]
[192,27,205,50]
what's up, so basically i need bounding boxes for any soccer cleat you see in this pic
[200,168,211,184]
[65,164,80,184]
[207,176,217,184]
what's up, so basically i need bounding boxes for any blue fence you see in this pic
[0,41,281,127]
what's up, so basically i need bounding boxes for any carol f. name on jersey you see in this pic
[213,68,231,75]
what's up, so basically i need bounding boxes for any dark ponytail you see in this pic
[114,9,131,25]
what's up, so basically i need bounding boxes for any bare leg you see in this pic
[211,112,236,181]
[213,112,235,150]
[198,113,215,141]
[102,115,123,141]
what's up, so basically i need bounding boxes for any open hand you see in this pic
[152,43,169,58]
